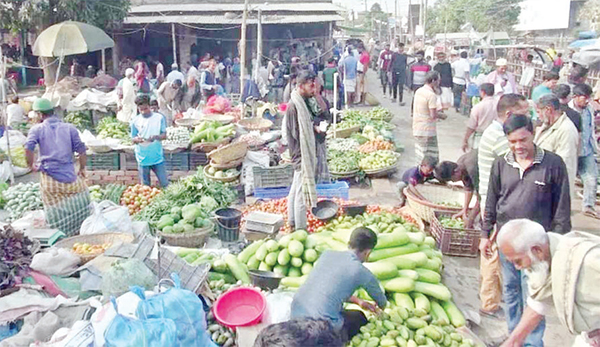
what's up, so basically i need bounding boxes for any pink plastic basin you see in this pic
[213,287,266,328]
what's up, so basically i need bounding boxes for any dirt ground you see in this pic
[348,71,592,346]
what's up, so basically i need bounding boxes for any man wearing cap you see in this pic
[25,98,91,236]
[487,59,517,96]
[166,63,185,84]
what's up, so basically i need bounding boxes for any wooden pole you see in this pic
[171,23,177,66]
[101,49,106,72]
[255,8,262,84]
[240,0,250,103]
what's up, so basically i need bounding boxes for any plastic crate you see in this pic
[189,152,209,170]
[253,165,294,189]
[430,211,480,258]
[253,181,349,200]
[317,181,349,200]
[164,152,190,171]
[121,152,138,171]
[87,152,120,170]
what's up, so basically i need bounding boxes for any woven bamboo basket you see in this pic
[158,222,214,248]
[403,184,470,223]
[204,165,241,183]
[238,118,273,132]
[210,157,244,170]
[54,232,135,265]
[191,137,231,153]
[208,141,248,165]
[175,118,201,128]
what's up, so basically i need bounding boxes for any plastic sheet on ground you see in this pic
[67,89,118,112]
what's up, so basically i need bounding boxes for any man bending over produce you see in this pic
[395,156,437,206]
[25,98,91,236]
[291,227,387,342]
[434,150,479,228]
[284,70,320,230]
[498,219,600,347]
[131,95,169,188]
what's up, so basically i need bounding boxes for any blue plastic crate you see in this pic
[317,181,350,200]
[253,181,349,200]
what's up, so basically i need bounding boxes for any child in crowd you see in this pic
[396,156,437,205]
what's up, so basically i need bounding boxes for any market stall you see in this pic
[0,102,487,347]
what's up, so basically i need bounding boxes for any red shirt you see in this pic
[360,52,370,67]
[379,50,393,71]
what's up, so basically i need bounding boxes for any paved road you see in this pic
[350,70,576,346]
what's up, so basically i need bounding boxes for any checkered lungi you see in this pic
[40,173,91,236]
[414,136,439,165]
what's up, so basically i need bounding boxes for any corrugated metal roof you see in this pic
[124,13,343,25]
[129,2,343,14]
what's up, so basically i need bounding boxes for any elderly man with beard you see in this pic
[498,219,600,347]
[481,114,571,347]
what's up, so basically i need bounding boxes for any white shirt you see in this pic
[166,70,185,83]
[451,58,470,85]
[6,103,25,126]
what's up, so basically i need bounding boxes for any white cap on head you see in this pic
[171,63,178,69]
[496,58,508,67]
[125,68,135,77]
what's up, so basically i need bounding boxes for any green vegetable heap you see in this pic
[96,117,130,141]
[439,217,465,229]
[360,150,398,171]
[191,121,236,144]
[64,111,93,131]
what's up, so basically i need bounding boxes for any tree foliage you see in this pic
[364,2,389,32]
[0,0,130,33]
[579,0,600,30]
[426,0,522,35]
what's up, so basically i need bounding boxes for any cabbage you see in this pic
[199,196,218,212]
[101,259,155,297]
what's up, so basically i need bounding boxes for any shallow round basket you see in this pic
[330,125,360,138]
[330,169,360,179]
[364,163,398,176]
[175,118,201,128]
[159,222,213,248]
[53,232,135,265]
[403,185,466,222]
[204,165,241,183]
[120,145,135,154]
[191,137,231,153]
[201,114,235,125]
[163,145,189,154]
[87,144,113,154]
[238,118,273,132]
[209,141,248,165]
[210,157,244,170]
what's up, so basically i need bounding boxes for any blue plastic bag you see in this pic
[104,297,177,347]
[132,274,216,347]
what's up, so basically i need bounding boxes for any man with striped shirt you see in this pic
[477,93,530,315]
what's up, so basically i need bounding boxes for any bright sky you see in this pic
[333,0,427,17]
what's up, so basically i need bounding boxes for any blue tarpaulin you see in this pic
[569,39,598,48]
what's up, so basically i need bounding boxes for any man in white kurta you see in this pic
[117,68,137,123]
[498,219,600,347]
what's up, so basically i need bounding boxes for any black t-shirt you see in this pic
[434,62,453,88]
[560,104,582,133]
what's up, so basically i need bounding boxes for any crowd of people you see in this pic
[382,41,599,346]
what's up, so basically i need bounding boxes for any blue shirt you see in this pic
[342,55,358,80]
[25,116,86,183]
[290,250,387,331]
[580,106,596,157]
[130,112,167,166]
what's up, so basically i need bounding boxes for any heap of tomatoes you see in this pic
[120,184,161,215]
[242,197,359,233]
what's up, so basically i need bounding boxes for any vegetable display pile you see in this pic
[335,119,362,130]
[8,146,28,168]
[104,184,127,204]
[164,126,191,145]
[0,225,34,290]
[439,217,465,229]
[238,230,320,281]
[360,150,398,171]
[328,150,363,173]
[157,204,212,234]
[64,111,92,131]
[206,298,238,347]
[207,166,240,179]
[438,202,462,208]
[191,121,235,144]
[236,132,265,147]
[3,183,43,221]
[134,168,237,227]
[96,117,130,140]
[329,138,360,152]
[0,182,9,208]
[120,184,161,215]
[89,185,104,202]
[359,139,395,154]
[72,242,111,256]
[367,106,394,122]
